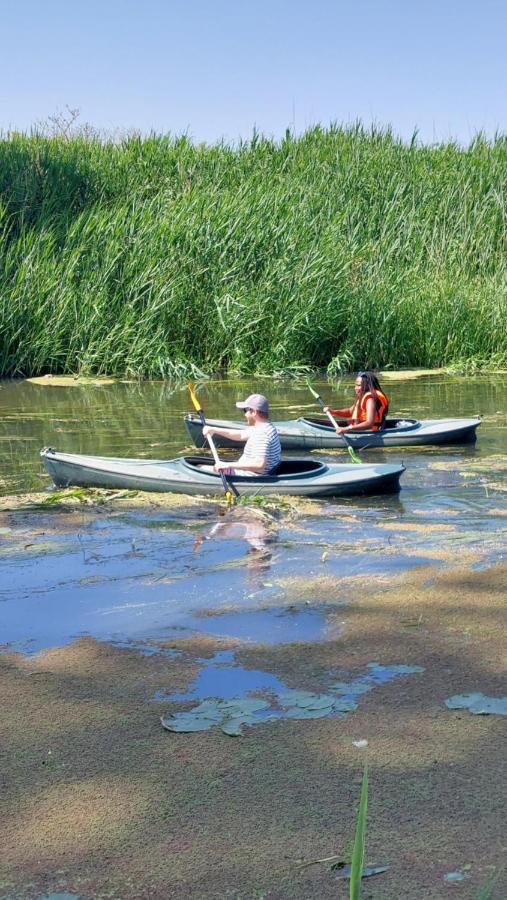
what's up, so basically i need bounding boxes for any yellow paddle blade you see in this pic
[188,383,202,414]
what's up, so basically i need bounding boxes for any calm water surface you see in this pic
[0,374,505,657]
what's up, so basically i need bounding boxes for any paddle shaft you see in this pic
[188,386,239,498]
[306,381,362,463]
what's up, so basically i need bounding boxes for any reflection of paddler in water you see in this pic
[193,510,277,585]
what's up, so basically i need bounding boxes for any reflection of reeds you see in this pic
[1,126,507,377]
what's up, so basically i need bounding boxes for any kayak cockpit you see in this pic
[182,456,328,480]
[298,416,420,433]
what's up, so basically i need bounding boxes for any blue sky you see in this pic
[2,0,506,145]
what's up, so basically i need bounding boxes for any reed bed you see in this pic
[1,125,506,377]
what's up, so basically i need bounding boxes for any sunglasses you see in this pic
[244,407,256,413]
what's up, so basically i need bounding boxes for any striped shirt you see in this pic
[239,422,281,475]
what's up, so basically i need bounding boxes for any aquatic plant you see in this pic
[1,125,507,377]
[349,762,369,899]
[474,867,503,899]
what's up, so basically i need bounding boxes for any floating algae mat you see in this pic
[159,653,424,736]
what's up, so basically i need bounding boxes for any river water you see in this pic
[0,373,505,660]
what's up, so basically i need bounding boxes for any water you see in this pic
[0,373,505,657]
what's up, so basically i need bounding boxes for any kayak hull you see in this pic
[184,414,480,450]
[40,449,405,498]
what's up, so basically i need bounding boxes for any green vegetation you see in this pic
[349,762,369,899]
[1,124,506,377]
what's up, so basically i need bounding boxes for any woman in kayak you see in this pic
[324,371,389,434]
[202,393,282,476]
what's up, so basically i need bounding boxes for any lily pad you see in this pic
[367,663,425,676]
[39,894,82,900]
[278,691,313,704]
[445,692,487,710]
[221,716,256,736]
[284,706,333,719]
[301,695,336,710]
[186,701,224,722]
[446,693,507,716]
[279,691,332,709]
[217,698,269,714]
[160,714,218,733]
[443,870,471,883]
[332,698,358,712]
[330,680,373,695]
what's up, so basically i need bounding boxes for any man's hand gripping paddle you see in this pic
[306,379,362,464]
[188,384,239,502]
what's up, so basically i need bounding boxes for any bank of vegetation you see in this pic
[1,124,506,377]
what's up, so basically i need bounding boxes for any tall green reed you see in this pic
[349,762,369,899]
[1,125,506,377]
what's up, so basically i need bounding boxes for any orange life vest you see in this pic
[351,389,389,430]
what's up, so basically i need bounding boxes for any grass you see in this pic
[1,124,507,377]
[349,762,369,899]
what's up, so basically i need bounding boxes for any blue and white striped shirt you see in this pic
[239,423,281,474]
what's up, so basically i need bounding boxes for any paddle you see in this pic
[188,384,239,501]
[306,379,362,464]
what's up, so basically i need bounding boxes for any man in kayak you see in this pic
[324,371,389,433]
[202,393,281,476]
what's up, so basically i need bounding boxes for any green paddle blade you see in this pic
[306,377,320,401]
[345,441,362,464]
[307,378,362,463]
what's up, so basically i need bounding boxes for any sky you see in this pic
[1,0,506,145]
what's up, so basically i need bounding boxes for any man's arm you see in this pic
[216,453,266,474]
[203,425,249,442]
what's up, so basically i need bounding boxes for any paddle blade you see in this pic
[347,445,362,464]
[188,383,202,414]
[306,378,321,401]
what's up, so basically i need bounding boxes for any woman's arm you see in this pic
[339,397,377,432]
[323,405,353,418]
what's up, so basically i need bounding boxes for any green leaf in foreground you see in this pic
[349,762,369,900]
[474,866,503,899]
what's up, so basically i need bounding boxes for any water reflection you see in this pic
[193,511,276,587]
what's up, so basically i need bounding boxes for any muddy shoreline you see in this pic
[2,543,506,898]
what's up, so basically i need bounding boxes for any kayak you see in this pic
[184,414,480,451]
[40,448,405,498]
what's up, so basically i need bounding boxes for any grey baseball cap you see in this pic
[235,393,269,414]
